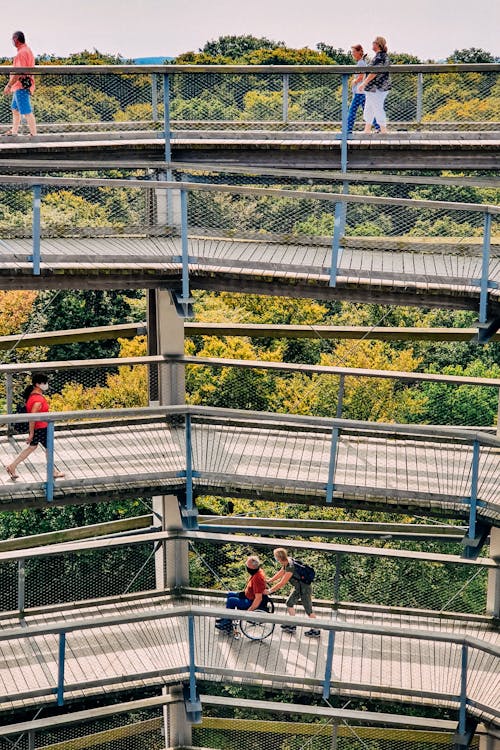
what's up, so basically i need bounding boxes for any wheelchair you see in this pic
[238,596,275,641]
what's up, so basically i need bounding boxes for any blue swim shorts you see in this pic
[11,89,33,116]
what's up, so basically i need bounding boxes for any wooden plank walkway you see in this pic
[0,235,498,314]
[0,129,498,169]
[0,594,498,723]
[1,418,499,524]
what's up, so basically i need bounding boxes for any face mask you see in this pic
[246,566,259,576]
[39,383,49,392]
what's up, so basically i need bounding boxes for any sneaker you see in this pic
[215,622,232,632]
[304,628,321,638]
[281,624,297,633]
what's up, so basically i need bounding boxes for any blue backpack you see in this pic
[291,558,315,585]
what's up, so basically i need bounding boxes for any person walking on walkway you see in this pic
[6,373,64,480]
[266,547,320,638]
[347,44,379,135]
[215,555,267,632]
[3,31,37,137]
[358,36,391,134]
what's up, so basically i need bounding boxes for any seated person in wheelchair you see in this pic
[215,555,268,632]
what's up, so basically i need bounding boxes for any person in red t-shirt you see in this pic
[3,30,37,137]
[6,373,64,480]
[215,555,267,632]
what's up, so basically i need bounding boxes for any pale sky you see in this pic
[1,0,498,61]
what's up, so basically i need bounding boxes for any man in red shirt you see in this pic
[3,30,37,136]
[215,556,267,632]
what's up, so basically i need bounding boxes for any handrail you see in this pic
[1,351,500,388]
[1,403,499,446]
[4,63,500,74]
[0,173,497,213]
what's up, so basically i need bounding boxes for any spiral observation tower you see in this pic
[0,61,499,750]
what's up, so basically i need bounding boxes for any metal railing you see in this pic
[0,174,498,325]
[1,404,499,532]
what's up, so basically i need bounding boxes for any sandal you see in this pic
[2,130,18,137]
[53,470,65,479]
[6,466,19,480]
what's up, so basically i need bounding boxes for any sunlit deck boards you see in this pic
[0,593,498,722]
[0,235,498,314]
[0,129,498,169]
[1,417,499,524]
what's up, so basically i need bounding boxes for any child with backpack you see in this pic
[265,547,320,638]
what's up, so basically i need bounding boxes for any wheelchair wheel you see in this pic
[240,598,275,641]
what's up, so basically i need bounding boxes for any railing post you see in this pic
[326,425,339,504]
[467,439,480,543]
[6,373,13,437]
[336,375,345,419]
[329,202,343,288]
[458,643,468,737]
[416,72,423,123]
[163,73,171,163]
[340,74,349,172]
[151,73,159,123]
[185,614,202,723]
[180,188,190,316]
[18,558,25,618]
[479,212,492,325]
[282,73,289,124]
[57,632,66,706]
[322,630,335,699]
[28,729,35,750]
[185,412,193,512]
[45,422,55,503]
[31,185,41,276]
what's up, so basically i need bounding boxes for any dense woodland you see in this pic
[0,37,499,736]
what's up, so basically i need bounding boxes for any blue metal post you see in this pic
[18,558,25,617]
[188,615,197,704]
[458,643,468,736]
[322,630,335,699]
[340,74,349,173]
[326,426,339,504]
[180,188,190,316]
[479,212,492,325]
[31,185,41,276]
[163,73,171,163]
[467,440,480,542]
[336,375,345,419]
[185,413,193,512]
[57,632,66,706]
[329,202,343,288]
[45,422,55,502]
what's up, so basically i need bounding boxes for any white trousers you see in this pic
[363,90,388,126]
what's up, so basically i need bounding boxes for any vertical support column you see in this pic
[165,685,193,747]
[45,421,55,503]
[57,632,66,706]
[340,74,349,172]
[17,558,25,618]
[486,527,500,618]
[31,185,41,276]
[28,730,35,750]
[416,72,423,123]
[163,73,171,163]
[282,73,289,124]
[6,373,13,437]
[479,212,492,325]
[148,290,188,590]
[151,73,158,123]
[322,630,335,699]
[185,413,193,514]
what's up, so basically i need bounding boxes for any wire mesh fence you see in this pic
[0,66,498,132]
